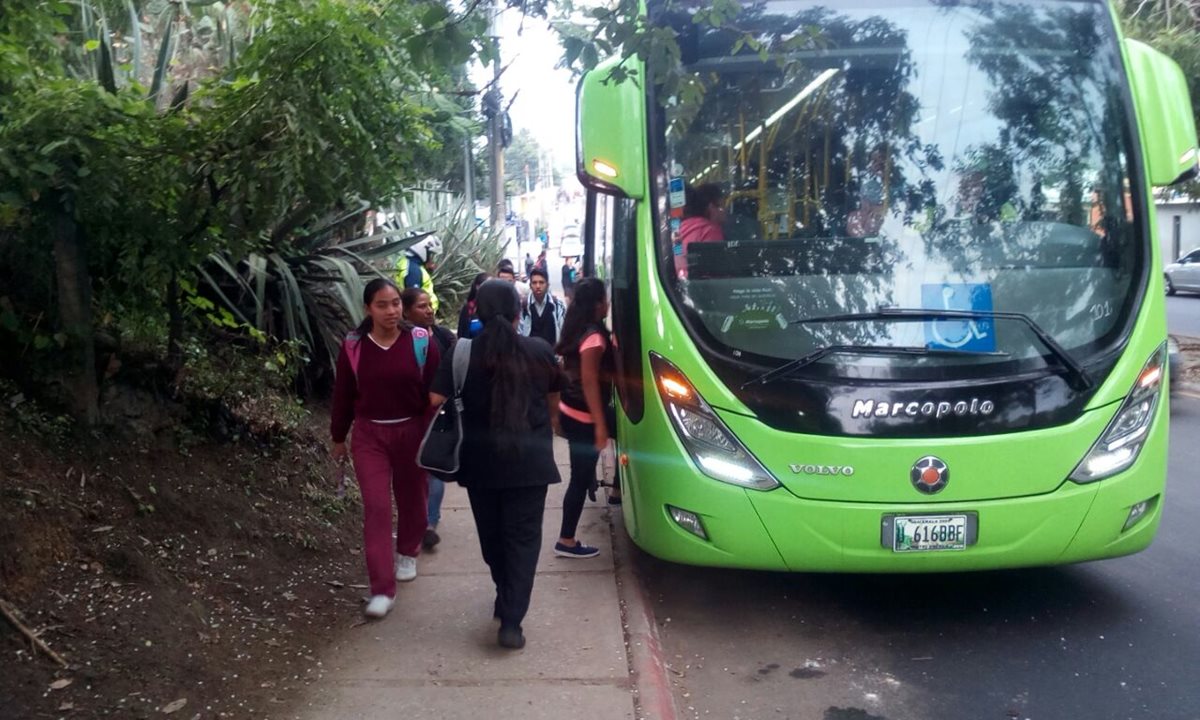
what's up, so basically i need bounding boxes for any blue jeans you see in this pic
[427,474,445,528]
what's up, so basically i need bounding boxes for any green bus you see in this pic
[575,0,1197,571]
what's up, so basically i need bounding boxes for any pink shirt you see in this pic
[674,216,724,277]
[559,333,608,424]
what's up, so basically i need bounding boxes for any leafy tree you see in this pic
[0,0,496,422]
[504,128,549,195]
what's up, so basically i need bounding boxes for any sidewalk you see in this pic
[289,438,673,720]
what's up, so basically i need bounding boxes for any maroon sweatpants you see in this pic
[350,419,429,598]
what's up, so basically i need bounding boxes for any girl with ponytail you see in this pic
[429,280,566,650]
[553,277,616,560]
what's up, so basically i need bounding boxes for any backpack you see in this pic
[343,326,429,379]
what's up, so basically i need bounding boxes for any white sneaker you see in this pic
[364,594,394,618]
[395,554,417,582]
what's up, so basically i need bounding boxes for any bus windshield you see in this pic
[659,0,1142,379]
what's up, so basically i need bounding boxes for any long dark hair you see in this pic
[400,287,428,321]
[465,272,489,316]
[684,183,724,219]
[556,277,607,356]
[474,280,531,459]
[355,278,400,335]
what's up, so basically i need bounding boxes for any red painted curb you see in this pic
[609,509,679,720]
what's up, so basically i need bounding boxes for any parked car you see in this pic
[1165,248,1200,295]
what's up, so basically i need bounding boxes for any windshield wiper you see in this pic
[784,307,1094,391]
[741,344,1005,389]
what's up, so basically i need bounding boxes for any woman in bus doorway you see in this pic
[331,279,441,619]
[555,277,620,560]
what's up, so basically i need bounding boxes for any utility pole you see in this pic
[463,132,475,211]
[486,4,506,230]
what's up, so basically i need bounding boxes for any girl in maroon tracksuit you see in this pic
[331,278,440,618]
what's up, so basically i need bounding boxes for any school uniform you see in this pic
[432,335,565,629]
[331,329,440,599]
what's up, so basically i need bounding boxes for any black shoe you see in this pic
[607,495,622,506]
[498,625,526,650]
[554,541,600,558]
[422,527,441,550]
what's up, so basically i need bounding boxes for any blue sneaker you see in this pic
[554,541,600,558]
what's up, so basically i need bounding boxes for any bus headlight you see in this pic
[1070,344,1167,483]
[650,353,780,490]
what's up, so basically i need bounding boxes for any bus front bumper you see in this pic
[621,456,1164,573]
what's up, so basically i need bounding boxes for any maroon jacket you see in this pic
[330,329,441,443]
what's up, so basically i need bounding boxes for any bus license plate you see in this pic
[893,515,968,552]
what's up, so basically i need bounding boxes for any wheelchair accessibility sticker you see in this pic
[922,283,995,352]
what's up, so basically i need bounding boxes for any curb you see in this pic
[1170,333,1200,398]
[609,508,679,720]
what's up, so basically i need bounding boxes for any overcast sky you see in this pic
[472,8,579,173]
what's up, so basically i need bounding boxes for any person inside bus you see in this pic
[674,183,727,278]
[847,147,887,238]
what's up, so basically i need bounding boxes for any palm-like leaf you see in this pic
[197,191,501,369]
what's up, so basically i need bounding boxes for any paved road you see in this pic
[631,395,1200,720]
[1167,295,1200,339]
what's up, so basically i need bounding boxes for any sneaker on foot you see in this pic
[364,595,394,618]
[497,625,526,649]
[395,554,417,582]
[554,541,600,559]
[422,527,441,550]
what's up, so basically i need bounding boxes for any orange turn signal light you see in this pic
[659,376,691,400]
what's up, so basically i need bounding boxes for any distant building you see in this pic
[1155,197,1200,265]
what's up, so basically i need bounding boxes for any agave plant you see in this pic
[198,205,421,368]
[69,0,248,107]
[390,190,505,324]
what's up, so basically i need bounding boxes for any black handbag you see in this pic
[418,338,471,481]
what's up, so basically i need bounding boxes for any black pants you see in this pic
[467,484,549,630]
[559,413,600,540]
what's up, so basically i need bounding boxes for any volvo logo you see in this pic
[789,464,855,477]
[851,398,995,420]
[911,456,949,494]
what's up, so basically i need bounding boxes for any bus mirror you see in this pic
[1125,39,1199,186]
[576,58,646,199]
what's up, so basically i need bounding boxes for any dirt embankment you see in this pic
[1,397,365,719]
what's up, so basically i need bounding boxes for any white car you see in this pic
[1165,248,1200,295]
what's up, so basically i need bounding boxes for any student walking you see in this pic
[331,279,441,618]
[430,280,566,649]
[401,287,456,550]
[554,278,618,559]
[517,267,566,346]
